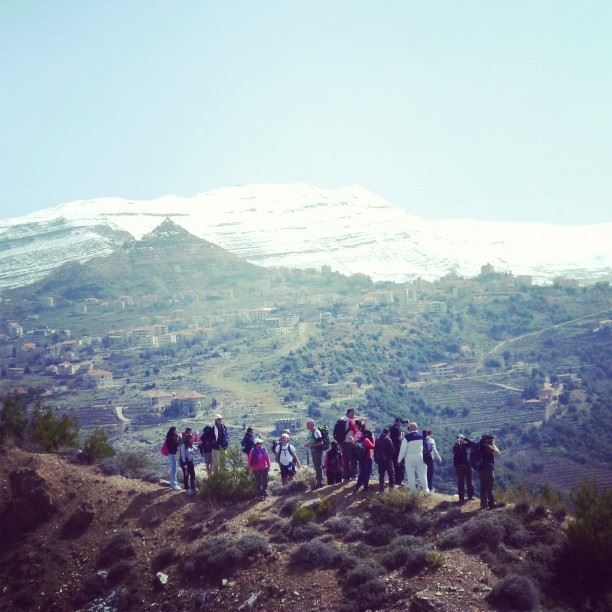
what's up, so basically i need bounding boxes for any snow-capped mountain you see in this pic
[1,183,611,289]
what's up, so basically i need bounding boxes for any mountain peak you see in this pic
[141,218,194,242]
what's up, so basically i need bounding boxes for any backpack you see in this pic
[352,440,366,461]
[319,424,330,450]
[469,443,484,470]
[423,437,433,462]
[198,426,214,455]
[333,419,346,443]
[327,450,341,473]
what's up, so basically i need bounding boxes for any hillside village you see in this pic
[1,226,611,495]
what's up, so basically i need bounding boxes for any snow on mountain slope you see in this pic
[1,183,611,289]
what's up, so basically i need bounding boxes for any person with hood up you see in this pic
[397,422,430,494]
[248,438,271,499]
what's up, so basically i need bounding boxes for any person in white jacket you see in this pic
[397,422,430,494]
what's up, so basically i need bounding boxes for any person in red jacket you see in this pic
[354,420,375,492]
[248,438,271,499]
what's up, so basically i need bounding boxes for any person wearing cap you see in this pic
[274,433,301,485]
[397,422,430,494]
[478,434,501,510]
[305,419,324,488]
[248,438,271,499]
[452,434,474,503]
[211,414,229,472]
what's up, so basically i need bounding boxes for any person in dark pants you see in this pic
[478,434,500,509]
[452,434,474,503]
[324,441,343,485]
[374,428,396,492]
[340,408,358,482]
[305,418,324,488]
[389,417,406,485]
[422,429,442,492]
[354,421,375,492]
[179,431,197,495]
[248,438,271,499]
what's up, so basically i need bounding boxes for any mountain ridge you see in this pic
[1,183,611,290]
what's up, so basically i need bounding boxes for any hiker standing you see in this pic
[179,430,198,494]
[164,426,181,490]
[324,440,343,485]
[452,434,474,503]
[374,428,396,492]
[248,438,271,499]
[478,434,500,509]
[305,419,324,489]
[179,427,194,487]
[397,422,430,494]
[275,433,301,485]
[422,429,442,492]
[333,408,358,482]
[211,414,229,472]
[390,417,406,485]
[241,427,255,465]
[199,424,214,475]
[353,421,375,492]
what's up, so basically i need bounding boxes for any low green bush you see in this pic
[98,531,135,568]
[379,535,425,569]
[291,506,316,524]
[82,428,115,463]
[199,447,257,502]
[290,537,340,569]
[487,574,539,611]
[30,407,79,451]
[403,546,443,577]
[182,534,268,583]
[152,545,176,571]
[99,451,158,482]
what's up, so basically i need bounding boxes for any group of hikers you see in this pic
[162,408,501,508]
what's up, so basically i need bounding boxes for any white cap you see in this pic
[254,437,263,444]
[215,414,223,420]
[281,433,289,439]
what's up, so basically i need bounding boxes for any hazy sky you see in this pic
[1,1,611,223]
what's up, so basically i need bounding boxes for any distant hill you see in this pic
[8,218,267,301]
[2,183,612,289]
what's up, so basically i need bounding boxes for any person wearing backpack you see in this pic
[248,438,271,500]
[275,433,301,485]
[353,421,375,492]
[397,422,429,494]
[241,427,255,465]
[305,419,324,488]
[453,434,474,503]
[422,429,442,492]
[163,426,181,490]
[477,434,501,510]
[375,428,396,492]
[211,414,229,472]
[180,431,198,495]
[324,440,343,485]
[333,408,358,482]
[199,425,214,476]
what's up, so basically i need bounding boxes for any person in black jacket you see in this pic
[389,417,407,485]
[452,434,474,503]
[241,427,255,465]
[479,434,501,509]
[165,427,181,490]
[375,428,396,492]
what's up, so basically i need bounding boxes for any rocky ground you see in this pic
[0,448,566,612]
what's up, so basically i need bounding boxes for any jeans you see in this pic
[356,458,372,489]
[253,468,269,497]
[311,448,323,487]
[424,456,434,490]
[168,454,178,488]
[377,460,395,491]
[455,465,474,501]
[341,442,357,481]
[479,466,495,508]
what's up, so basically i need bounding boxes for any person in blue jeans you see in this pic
[354,421,375,492]
[165,427,181,490]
